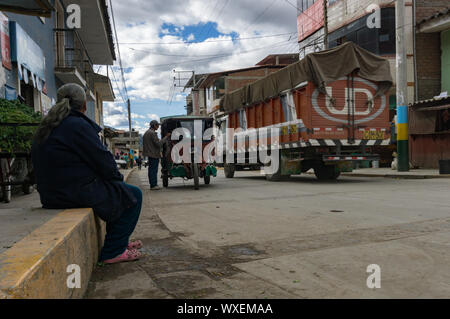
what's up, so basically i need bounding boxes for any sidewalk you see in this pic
[0,168,135,299]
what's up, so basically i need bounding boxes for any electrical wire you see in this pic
[204,0,231,40]
[109,65,127,104]
[124,38,298,69]
[196,0,222,41]
[243,0,278,33]
[117,32,297,45]
[109,0,129,101]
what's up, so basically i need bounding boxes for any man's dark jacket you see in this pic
[31,110,137,223]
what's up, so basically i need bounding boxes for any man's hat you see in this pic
[150,120,160,127]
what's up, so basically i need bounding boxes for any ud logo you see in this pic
[311,77,387,125]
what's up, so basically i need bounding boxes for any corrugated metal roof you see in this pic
[410,95,450,109]
[418,7,450,25]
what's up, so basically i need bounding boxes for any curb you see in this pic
[341,173,450,179]
[305,171,450,179]
[0,168,137,299]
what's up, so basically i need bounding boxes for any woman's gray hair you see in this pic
[34,83,87,144]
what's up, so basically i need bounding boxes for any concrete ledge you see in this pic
[0,168,136,299]
[0,209,104,298]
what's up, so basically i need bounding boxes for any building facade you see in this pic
[185,54,298,119]
[0,0,115,128]
[297,0,449,106]
[409,7,450,169]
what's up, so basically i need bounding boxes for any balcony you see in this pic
[54,28,93,89]
[54,28,114,102]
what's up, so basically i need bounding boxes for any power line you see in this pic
[109,0,129,101]
[117,32,297,45]
[125,38,298,69]
[196,0,221,40]
[204,0,230,40]
[125,47,229,57]
[109,65,127,104]
[243,0,278,33]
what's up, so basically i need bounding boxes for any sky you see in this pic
[100,0,299,135]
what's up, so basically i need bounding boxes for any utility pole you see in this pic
[127,98,132,157]
[323,0,328,50]
[396,0,409,171]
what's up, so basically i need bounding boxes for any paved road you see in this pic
[86,168,450,298]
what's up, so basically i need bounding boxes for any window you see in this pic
[328,7,395,56]
[281,93,297,122]
[239,109,247,130]
[298,0,316,13]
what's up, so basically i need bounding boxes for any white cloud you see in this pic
[108,0,297,102]
[102,0,298,128]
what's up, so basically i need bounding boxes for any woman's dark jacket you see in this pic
[31,109,137,223]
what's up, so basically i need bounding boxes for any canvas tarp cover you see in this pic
[220,42,393,113]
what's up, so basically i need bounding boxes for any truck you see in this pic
[215,42,394,181]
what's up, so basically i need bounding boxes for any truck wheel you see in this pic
[224,164,235,178]
[162,173,169,188]
[193,164,200,190]
[204,174,210,185]
[314,164,341,180]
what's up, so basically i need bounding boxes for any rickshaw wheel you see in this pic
[162,173,169,188]
[193,164,200,190]
[22,183,34,194]
[204,174,210,185]
[2,188,11,203]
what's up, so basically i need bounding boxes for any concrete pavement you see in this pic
[86,168,450,299]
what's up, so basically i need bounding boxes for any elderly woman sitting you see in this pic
[31,83,143,264]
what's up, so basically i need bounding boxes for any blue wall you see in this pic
[2,0,59,102]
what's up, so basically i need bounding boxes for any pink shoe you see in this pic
[128,240,143,250]
[103,249,142,264]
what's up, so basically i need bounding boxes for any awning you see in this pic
[416,104,450,112]
[10,21,46,93]
[0,0,53,18]
[93,73,115,102]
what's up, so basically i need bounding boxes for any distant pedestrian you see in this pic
[136,156,142,170]
[31,83,143,264]
[143,120,170,190]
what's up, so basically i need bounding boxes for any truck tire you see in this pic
[224,164,235,178]
[193,164,200,190]
[314,164,341,180]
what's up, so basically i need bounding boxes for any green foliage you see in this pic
[0,99,42,154]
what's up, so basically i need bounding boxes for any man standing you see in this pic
[143,120,170,190]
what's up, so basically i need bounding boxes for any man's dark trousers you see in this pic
[148,157,159,188]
